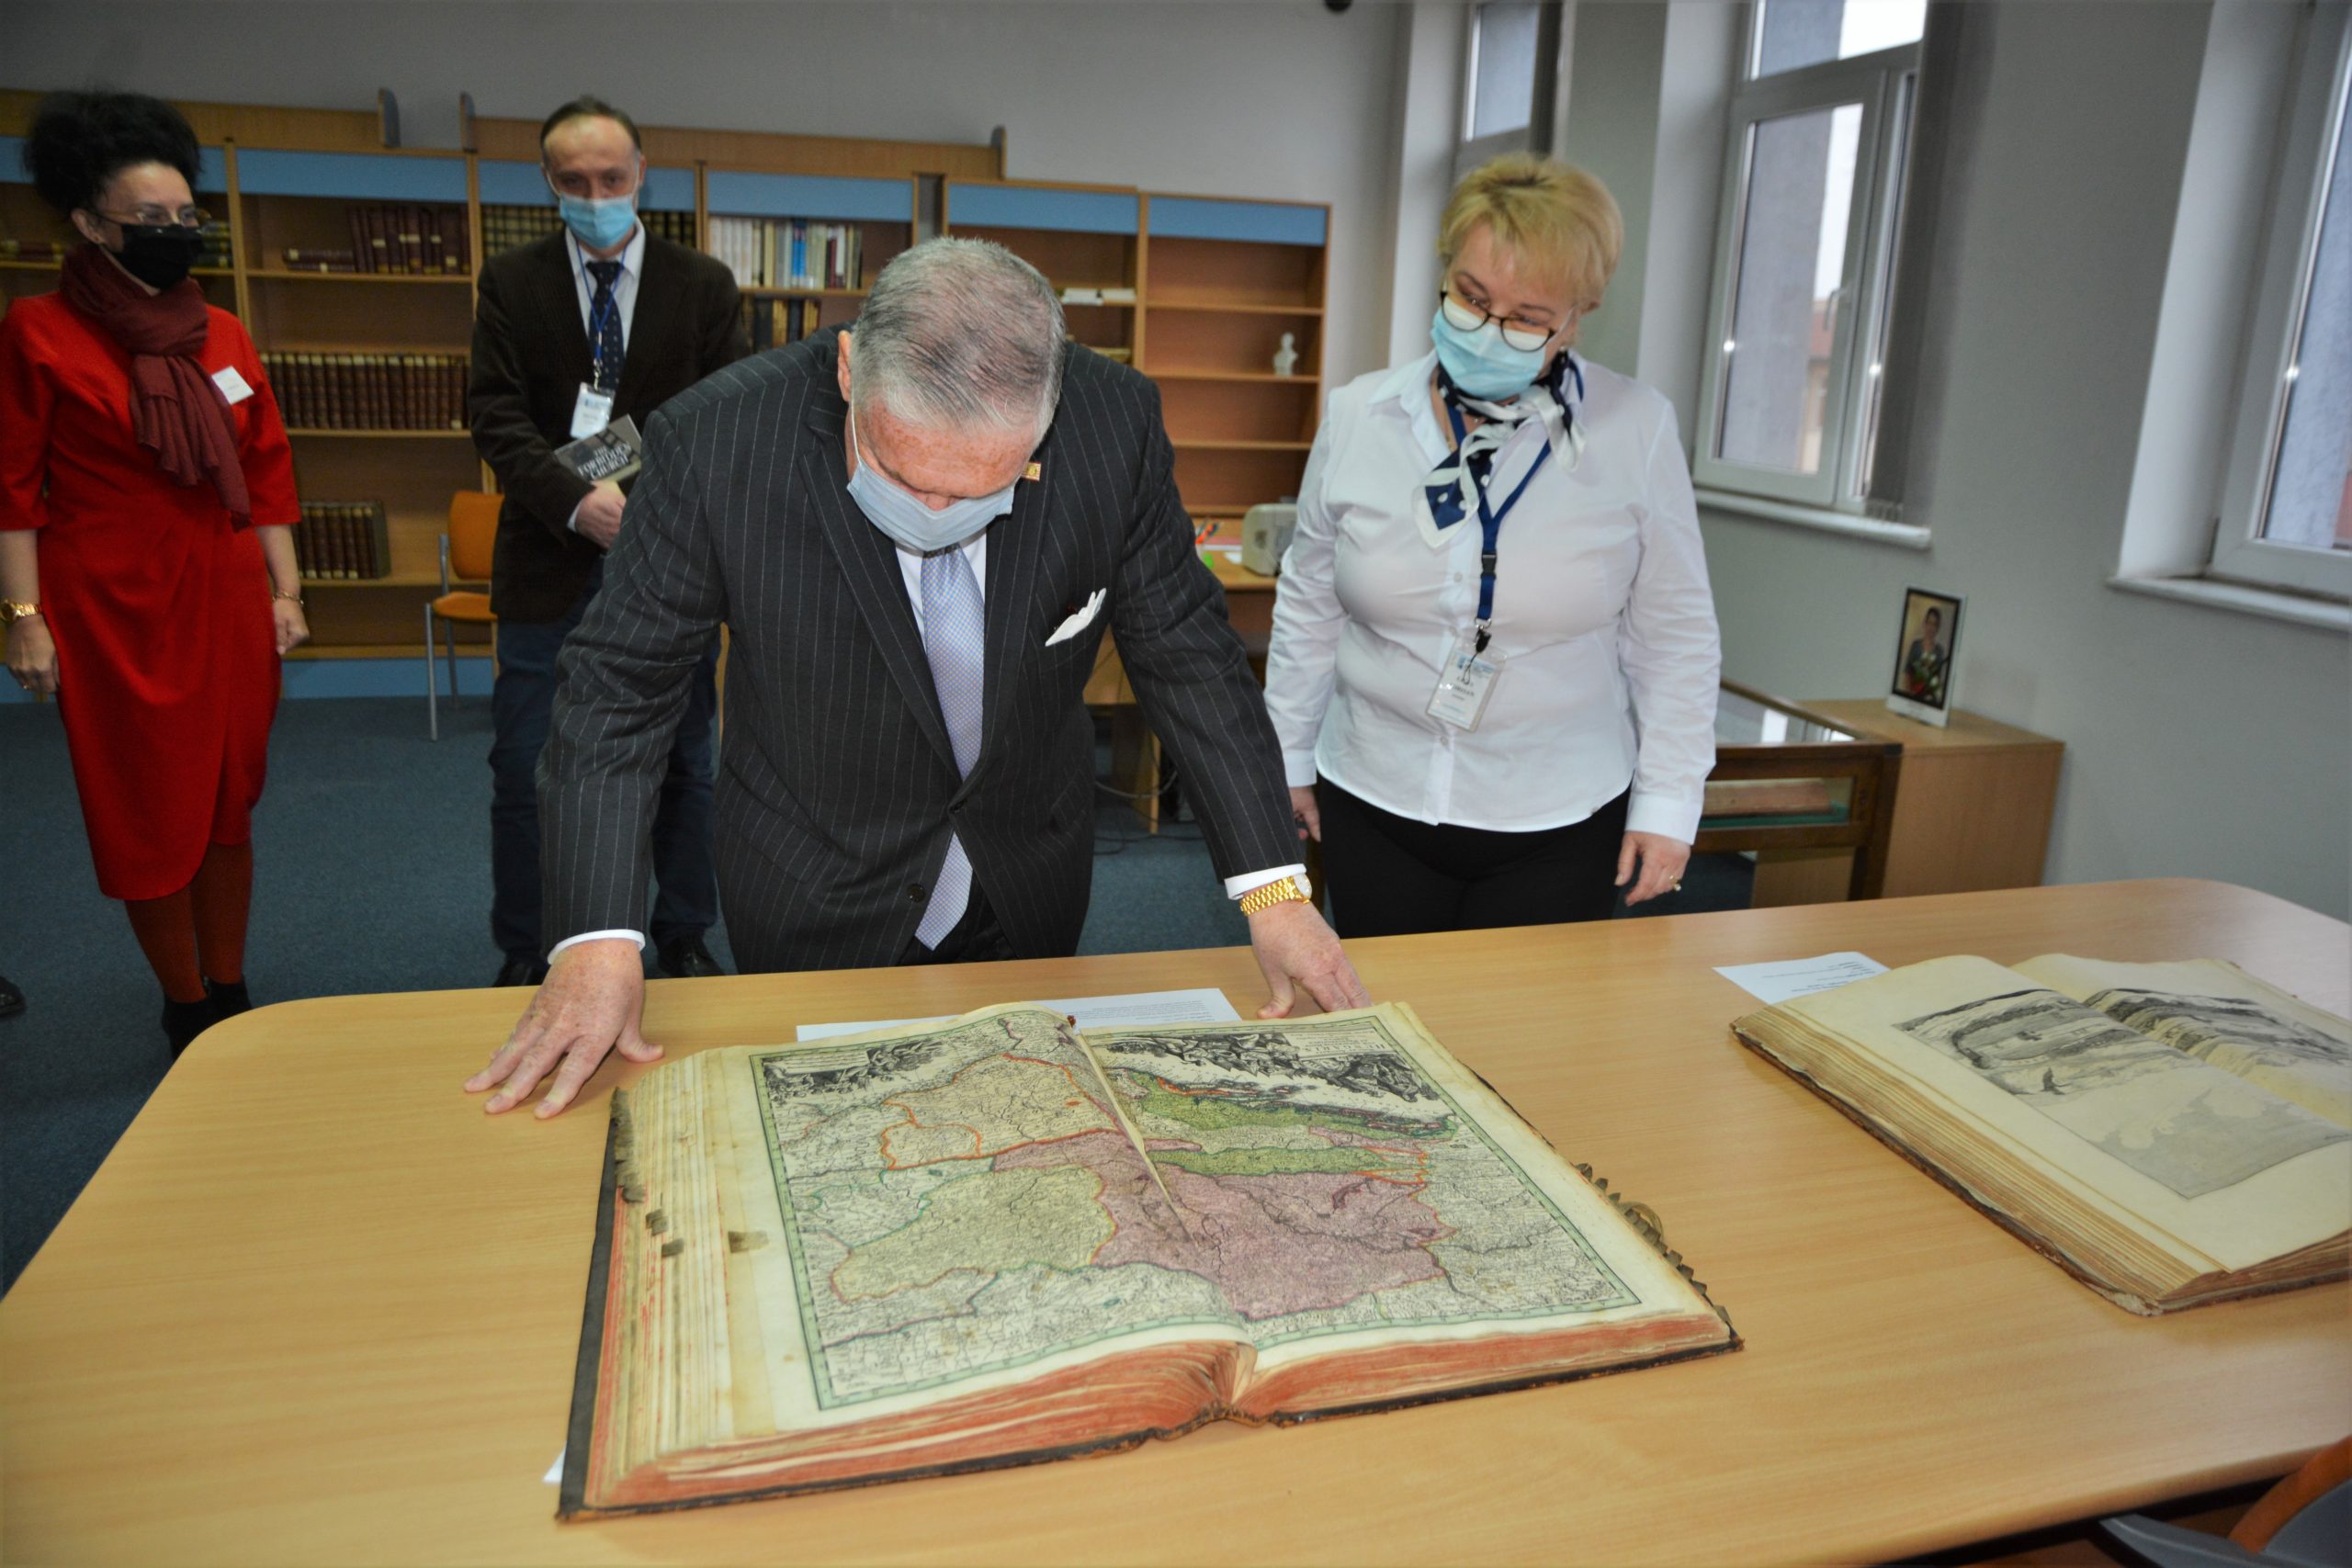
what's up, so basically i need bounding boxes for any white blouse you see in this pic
[1262,351,1721,842]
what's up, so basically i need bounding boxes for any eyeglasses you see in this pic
[1440,288,1564,353]
[96,206,210,230]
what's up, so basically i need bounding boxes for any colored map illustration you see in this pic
[752,1010,1637,1407]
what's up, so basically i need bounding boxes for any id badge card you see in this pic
[570,383,615,439]
[1427,632,1504,731]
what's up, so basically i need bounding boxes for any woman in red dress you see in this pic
[1,92,308,1057]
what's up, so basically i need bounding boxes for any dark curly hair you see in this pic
[22,90,202,217]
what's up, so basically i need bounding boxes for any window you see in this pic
[2213,0,2351,599]
[1455,2,1564,179]
[1695,1,1926,513]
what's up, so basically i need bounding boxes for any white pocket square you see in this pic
[1044,588,1106,647]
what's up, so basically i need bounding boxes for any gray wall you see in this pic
[5,0,1405,385]
[1672,3,2350,919]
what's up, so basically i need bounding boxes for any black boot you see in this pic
[163,993,217,1060]
[207,977,253,1020]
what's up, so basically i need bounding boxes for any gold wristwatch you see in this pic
[0,600,40,626]
[1238,875,1310,916]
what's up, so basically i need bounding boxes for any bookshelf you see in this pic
[2,89,1003,656]
[704,170,915,349]
[944,178,1142,367]
[1138,193,1328,539]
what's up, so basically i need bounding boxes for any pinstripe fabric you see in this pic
[537,334,1297,974]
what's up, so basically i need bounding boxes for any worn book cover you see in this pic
[552,416,644,491]
[560,1002,1736,1517]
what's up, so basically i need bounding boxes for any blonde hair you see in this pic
[1437,153,1623,308]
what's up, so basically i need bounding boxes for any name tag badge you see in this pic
[570,384,615,439]
[1427,632,1504,731]
[210,366,254,405]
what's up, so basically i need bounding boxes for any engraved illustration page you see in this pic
[1079,1002,1724,1382]
[2013,955,2350,1126]
[1774,957,2352,1272]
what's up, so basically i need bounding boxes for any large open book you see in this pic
[1733,954,2351,1314]
[561,1003,1736,1517]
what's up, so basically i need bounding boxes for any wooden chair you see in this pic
[425,491,498,740]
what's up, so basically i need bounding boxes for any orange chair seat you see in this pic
[430,590,495,623]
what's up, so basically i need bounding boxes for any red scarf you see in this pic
[60,243,251,528]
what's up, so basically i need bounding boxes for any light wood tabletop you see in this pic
[5,879,2346,1566]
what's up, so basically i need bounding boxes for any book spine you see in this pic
[368,502,390,579]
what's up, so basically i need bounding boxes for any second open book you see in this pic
[1734,953,2350,1314]
[561,1002,1735,1517]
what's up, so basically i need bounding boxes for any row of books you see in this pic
[292,502,391,581]
[707,216,866,292]
[480,205,696,260]
[259,352,469,432]
[744,296,827,351]
[342,205,469,275]
[2,222,233,269]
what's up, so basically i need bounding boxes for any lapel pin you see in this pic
[1023,461,1043,482]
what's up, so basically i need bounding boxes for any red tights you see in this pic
[121,841,254,1004]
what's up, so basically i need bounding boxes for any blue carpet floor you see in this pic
[0,695,1745,1294]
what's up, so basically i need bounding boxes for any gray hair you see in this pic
[849,237,1067,439]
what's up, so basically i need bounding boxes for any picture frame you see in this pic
[1886,587,1962,727]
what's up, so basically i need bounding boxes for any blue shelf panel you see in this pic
[949,184,1138,236]
[1,137,229,194]
[477,160,695,212]
[705,171,910,222]
[234,150,467,203]
[1148,197,1326,247]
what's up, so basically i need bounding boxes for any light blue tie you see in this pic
[915,545,986,948]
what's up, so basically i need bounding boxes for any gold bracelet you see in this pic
[0,599,40,626]
[271,588,304,605]
[1238,875,1309,916]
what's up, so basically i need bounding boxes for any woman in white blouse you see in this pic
[1263,154,1720,937]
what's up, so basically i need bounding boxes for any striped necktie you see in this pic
[584,258,624,394]
[914,544,986,948]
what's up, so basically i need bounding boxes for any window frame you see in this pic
[1454,1,1565,181]
[2210,0,2351,599]
[1693,31,1919,513]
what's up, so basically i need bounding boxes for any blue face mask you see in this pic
[845,404,1019,553]
[1430,306,1556,400]
[557,191,639,252]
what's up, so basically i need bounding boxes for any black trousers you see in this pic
[1316,780,1630,939]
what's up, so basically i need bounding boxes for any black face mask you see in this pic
[106,222,205,290]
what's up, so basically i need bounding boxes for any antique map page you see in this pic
[1774,956,2352,1274]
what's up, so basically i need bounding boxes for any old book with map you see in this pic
[1733,954,2351,1314]
[560,1002,1736,1517]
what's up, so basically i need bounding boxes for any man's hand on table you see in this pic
[465,939,660,1119]
[1249,899,1370,1020]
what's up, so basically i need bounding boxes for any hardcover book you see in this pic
[1732,954,2350,1314]
[560,1002,1736,1517]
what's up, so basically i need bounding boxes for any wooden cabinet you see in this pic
[1750,700,2064,907]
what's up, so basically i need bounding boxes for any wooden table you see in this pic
[5,880,2345,1565]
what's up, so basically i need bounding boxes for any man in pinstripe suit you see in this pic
[468,239,1366,1119]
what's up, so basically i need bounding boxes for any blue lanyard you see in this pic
[1448,403,1553,651]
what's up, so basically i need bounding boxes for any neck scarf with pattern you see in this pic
[1412,350,1585,549]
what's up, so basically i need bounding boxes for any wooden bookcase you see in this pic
[943,178,1143,367]
[702,169,917,348]
[0,89,1002,656]
[1139,192,1328,541]
[1,91,1333,655]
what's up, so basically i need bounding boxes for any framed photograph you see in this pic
[1887,587,1962,727]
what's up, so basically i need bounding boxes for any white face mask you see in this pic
[844,404,1018,553]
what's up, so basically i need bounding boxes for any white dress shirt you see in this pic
[553,517,1303,960]
[563,224,644,535]
[1263,350,1720,845]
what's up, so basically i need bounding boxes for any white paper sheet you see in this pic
[546,1450,563,1484]
[1713,952,1890,1004]
[795,987,1240,1041]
